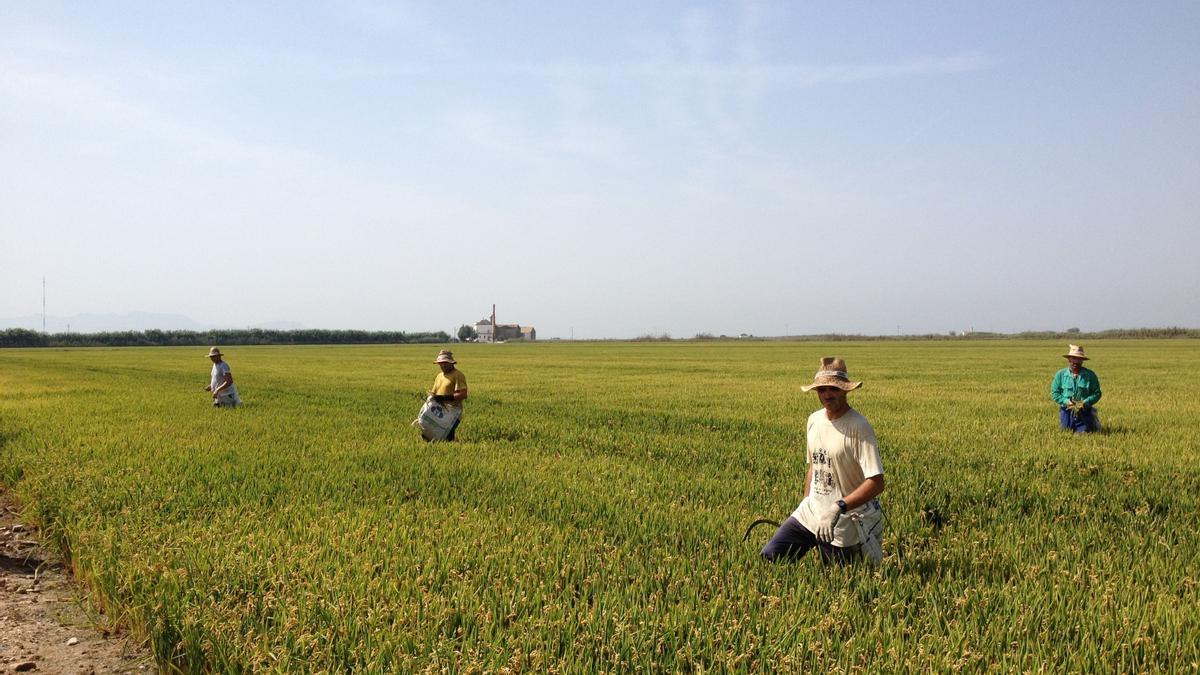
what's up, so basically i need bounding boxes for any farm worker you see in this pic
[430,349,468,440]
[761,357,885,565]
[205,347,241,408]
[1051,344,1102,433]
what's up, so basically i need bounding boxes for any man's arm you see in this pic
[212,372,233,397]
[1082,372,1101,407]
[841,475,884,510]
[803,465,813,499]
[451,373,468,401]
[1050,372,1067,406]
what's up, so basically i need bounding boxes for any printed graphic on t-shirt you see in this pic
[811,447,835,497]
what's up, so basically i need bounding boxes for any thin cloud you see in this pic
[327,0,460,58]
[481,52,994,163]
[497,52,996,87]
[0,52,316,169]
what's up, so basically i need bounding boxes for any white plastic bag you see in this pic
[847,500,885,565]
[412,397,461,441]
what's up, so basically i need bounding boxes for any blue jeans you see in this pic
[1060,406,1099,433]
[760,517,860,565]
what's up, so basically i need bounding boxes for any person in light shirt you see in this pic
[761,357,885,565]
[205,347,241,408]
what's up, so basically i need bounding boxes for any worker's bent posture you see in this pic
[205,347,241,408]
[761,357,884,565]
[429,349,468,440]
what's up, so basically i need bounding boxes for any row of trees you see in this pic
[4,326,1196,348]
[0,328,450,348]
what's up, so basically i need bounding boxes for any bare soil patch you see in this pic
[0,489,156,674]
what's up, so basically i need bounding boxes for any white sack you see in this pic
[412,397,461,441]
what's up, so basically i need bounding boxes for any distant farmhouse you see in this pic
[474,305,535,342]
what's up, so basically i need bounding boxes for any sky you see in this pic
[2,2,1198,339]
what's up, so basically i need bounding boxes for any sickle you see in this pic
[742,518,780,542]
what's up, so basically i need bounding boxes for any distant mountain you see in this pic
[0,313,305,333]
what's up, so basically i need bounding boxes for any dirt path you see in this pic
[0,489,156,674]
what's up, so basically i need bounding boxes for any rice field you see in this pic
[1,340,1197,673]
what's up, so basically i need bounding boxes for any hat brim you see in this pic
[1063,354,1089,360]
[434,358,456,364]
[801,379,862,392]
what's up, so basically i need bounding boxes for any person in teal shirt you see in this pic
[1051,344,1102,432]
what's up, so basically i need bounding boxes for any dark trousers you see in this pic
[760,516,860,565]
[446,418,461,441]
[1060,407,1099,433]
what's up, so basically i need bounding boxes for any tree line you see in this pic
[3,326,1196,348]
[0,328,450,348]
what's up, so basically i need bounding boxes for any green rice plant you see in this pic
[1,340,1198,672]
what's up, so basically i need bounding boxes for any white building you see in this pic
[473,305,534,342]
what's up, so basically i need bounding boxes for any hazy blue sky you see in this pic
[3,2,1198,338]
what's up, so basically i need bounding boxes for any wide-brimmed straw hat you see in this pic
[434,349,456,364]
[1063,344,1089,360]
[800,357,863,392]
[206,347,224,358]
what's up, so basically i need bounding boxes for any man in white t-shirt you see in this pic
[761,357,885,565]
[205,347,241,408]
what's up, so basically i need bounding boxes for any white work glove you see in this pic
[815,503,843,543]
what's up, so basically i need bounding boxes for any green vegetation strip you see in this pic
[2,341,1197,671]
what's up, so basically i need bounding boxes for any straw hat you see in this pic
[1063,344,1089,360]
[434,349,456,365]
[800,357,863,392]
[206,347,224,358]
